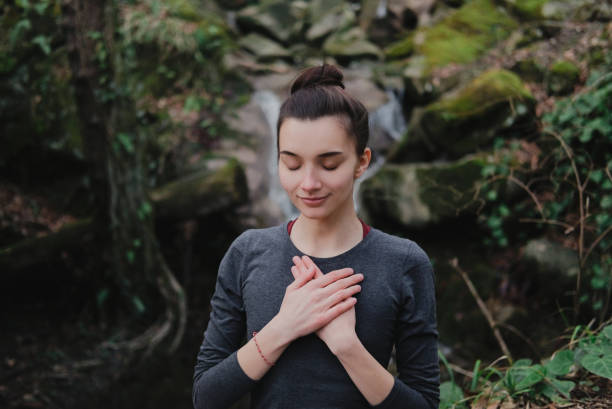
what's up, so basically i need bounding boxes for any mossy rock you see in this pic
[398,0,517,72]
[502,0,549,20]
[360,155,488,228]
[384,34,415,60]
[322,27,382,61]
[420,69,536,158]
[238,33,291,62]
[510,58,545,82]
[547,59,580,96]
[305,0,354,42]
[236,0,305,44]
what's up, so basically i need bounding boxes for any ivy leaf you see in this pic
[546,349,574,376]
[439,381,464,409]
[602,324,612,341]
[32,35,51,55]
[579,344,612,380]
[515,364,545,391]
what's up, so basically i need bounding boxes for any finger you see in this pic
[302,255,324,278]
[315,267,354,288]
[324,273,364,295]
[290,265,299,280]
[288,263,315,289]
[322,297,357,323]
[326,284,361,307]
[293,255,310,276]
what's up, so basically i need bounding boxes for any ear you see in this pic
[354,147,371,179]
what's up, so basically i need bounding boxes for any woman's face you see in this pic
[278,116,370,221]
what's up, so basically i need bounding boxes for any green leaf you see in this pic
[132,295,146,314]
[117,132,134,153]
[9,19,31,48]
[97,288,109,306]
[32,35,51,55]
[603,325,612,341]
[590,170,603,184]
[487,190,498,200]
[546,349,574,376]
[126,250,135,264]
[439,381,464,409]
[579,344,612,379]
[547,378,575,399]
[602,195,612,209]
[515,364,545,391]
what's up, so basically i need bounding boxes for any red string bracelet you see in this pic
[252,331,274,366]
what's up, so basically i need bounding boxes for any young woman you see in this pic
[193,64,439,409]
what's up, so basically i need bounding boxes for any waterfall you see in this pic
[254,88,406,219]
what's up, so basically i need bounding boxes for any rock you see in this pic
[360,154,487,228]
[322,27,383,62]
[395,0,517,72]
[502,0,549,20]
[238,33,291,62]
[419,69,536,158]
[546,60,580,96]
[522,238,580,278]
[236,0,305,44]
[510,58,545,83]
[305,6,356,43]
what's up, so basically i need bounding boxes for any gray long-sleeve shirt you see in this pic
[193,222,439,409]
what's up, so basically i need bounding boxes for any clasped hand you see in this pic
[275,255,362,354]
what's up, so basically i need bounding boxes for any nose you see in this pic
[300,166,322,192]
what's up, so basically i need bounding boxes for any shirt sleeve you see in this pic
[192,239,258,409]
[374,249,440,409]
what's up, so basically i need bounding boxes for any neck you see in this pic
[290,202,363,258]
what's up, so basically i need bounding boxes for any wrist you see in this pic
[329,332,360,357]
[267,315,297,346]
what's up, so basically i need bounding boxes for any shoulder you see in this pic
[227,223,287,256]
[369,228,432,272]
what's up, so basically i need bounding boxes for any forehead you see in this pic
[278,116,354,154]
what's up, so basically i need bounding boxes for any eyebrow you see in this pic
[279,150,344,158]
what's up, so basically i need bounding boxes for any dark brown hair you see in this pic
[276,64,369,156]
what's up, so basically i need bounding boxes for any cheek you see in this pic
[278,168,298,192]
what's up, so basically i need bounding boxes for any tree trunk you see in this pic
[62,0,186,354]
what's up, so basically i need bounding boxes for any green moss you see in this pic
[427,69,533,120]
[547,59,580,95]
[384,34,414,59]
[416,156,486,218]
[550,59,580,76]
[413,0,517,72]
[506,0,549,19]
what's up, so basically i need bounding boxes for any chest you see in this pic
[241,253,401,355]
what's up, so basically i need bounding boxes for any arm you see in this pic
[194,242,363,409]
[192,243,258,409]
[294,254,439,409]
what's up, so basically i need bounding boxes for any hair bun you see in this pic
[290,64,345,94]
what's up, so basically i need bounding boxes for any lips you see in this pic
[299,194,330,206]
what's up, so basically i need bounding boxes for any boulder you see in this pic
[305,1,355,43]
[510,58,545,83]
[522,238,580,279]
[238,33,291,62]
[546,60,581,96]
[236,0,306,44]
[322,27,383,62]
[392,0,517,72]
[418,69,536,158]
[360,154,487,228]
[502,0,549,20]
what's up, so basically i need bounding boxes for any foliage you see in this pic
[440,324,612,408]
[476,60,612,318]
